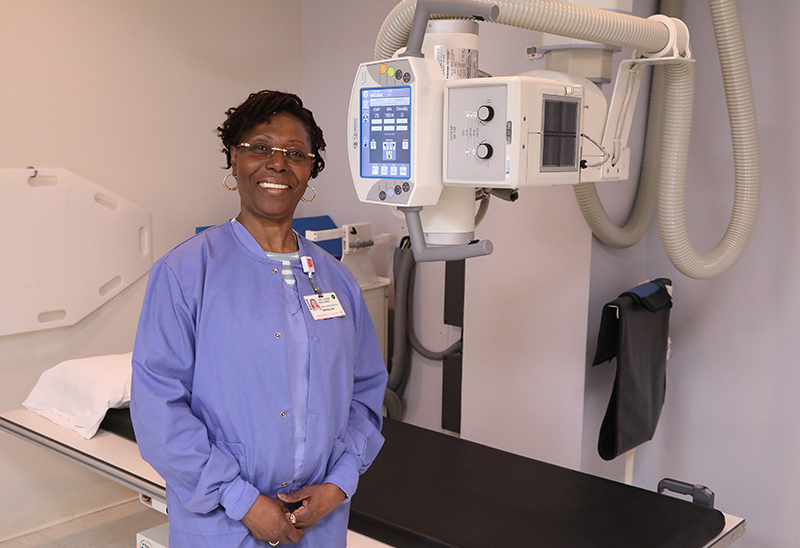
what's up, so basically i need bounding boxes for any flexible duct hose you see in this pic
[388,247,414,393]
[572,65,664,247]
[375,0,671,61]
[660,0,684,18]
[385,245,464,418]
[384,247,415,419]
[572,0,682,248]
[406,258,464,360]
[384,387,406,419]
[375,0,759,278]
[657,0,759,278]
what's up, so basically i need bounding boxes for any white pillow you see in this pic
[23,353,133,440]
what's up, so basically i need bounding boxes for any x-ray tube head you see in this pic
[443,71,609,189]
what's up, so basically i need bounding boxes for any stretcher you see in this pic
[0,410,745,547]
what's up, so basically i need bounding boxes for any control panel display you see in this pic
[360,86,411,180]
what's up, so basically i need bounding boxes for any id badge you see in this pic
[304,292,346,320]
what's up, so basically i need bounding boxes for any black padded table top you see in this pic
[350,419,725,548]
[100,408,137,442]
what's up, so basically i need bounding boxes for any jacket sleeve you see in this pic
[130,260,259,520]
[323,291,388,499]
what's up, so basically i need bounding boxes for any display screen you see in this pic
[360,86,411,179]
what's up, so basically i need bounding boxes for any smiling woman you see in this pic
[130,90,388,548]
[217,91,327,253]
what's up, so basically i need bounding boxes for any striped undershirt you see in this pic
[265,251,299,286]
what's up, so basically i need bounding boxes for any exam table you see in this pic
[0,410,745,547]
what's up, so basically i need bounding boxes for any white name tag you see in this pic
[304,292,346,320]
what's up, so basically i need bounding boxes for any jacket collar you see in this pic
[228,218,307,262]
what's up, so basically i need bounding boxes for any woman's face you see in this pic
[231,112,313,226]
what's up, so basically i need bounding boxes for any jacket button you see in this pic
[275,332,281,339]
[281,411,287,418]
[282,482,288,488]
[272,268,278,274]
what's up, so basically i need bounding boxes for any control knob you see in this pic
[477,105,494,122]
[476,142,493,160]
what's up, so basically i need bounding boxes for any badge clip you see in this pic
[301,256,322,295]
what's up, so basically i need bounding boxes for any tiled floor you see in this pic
[0,501,167,548]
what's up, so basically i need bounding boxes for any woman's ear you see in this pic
[229,147,238,177]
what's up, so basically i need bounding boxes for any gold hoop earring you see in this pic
[222,173,238,191]
[301,185,317,203]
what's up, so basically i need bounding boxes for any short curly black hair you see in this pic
[217,90,326,179]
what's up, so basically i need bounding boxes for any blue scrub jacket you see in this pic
[131,221,388,547]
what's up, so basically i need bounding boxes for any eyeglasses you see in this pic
[236,142,315,165]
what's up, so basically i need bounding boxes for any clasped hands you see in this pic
[241,482,346,545]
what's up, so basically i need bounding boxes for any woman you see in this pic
[131,90,388,547]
